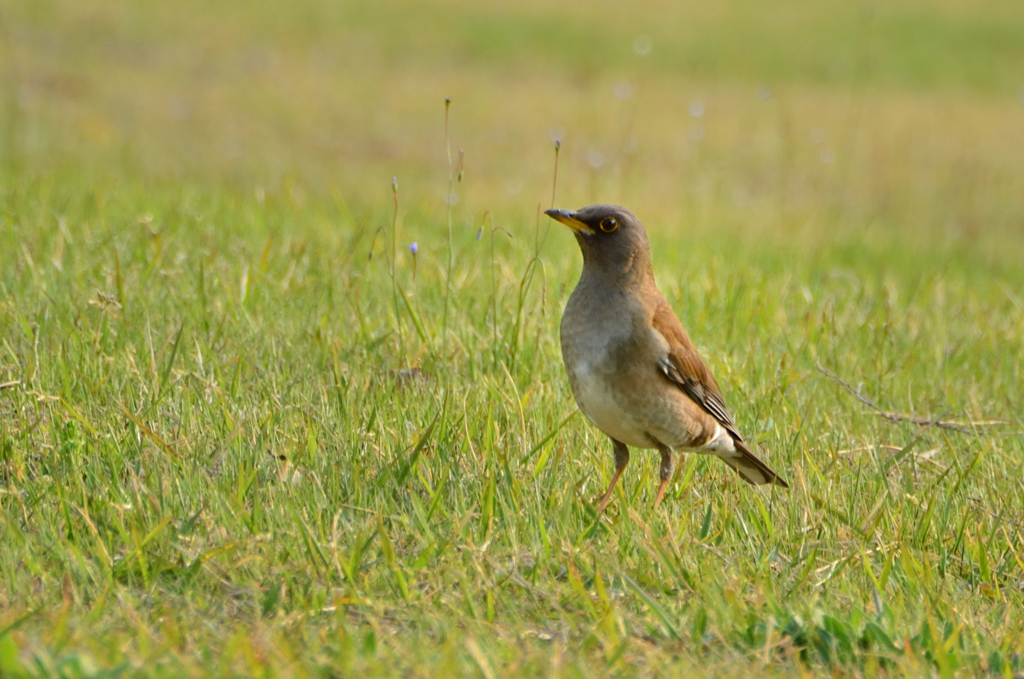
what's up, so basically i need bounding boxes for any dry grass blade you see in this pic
[815,364,1008,433]
[117,401,181,460]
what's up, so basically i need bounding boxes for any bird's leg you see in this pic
[654,444,674,507]
[595,439,629,513]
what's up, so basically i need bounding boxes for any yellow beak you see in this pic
[545,209,594,234]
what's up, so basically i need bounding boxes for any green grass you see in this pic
[2,0,1024,676]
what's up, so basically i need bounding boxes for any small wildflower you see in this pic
[409,242,418,255]
[476,229,483,241]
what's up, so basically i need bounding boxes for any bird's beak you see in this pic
[545,208,594,234]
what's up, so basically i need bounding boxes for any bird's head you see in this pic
[545,204,652,279]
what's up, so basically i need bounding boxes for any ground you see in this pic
[1,0,1023,676]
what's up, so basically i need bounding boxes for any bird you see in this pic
[546,204,788,513]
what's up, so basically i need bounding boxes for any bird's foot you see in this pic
[653,479,670,507]
[595,489,615,514]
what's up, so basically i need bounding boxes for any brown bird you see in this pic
[547,204,788,512]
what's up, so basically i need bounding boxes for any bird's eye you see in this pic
[599,217,618,232]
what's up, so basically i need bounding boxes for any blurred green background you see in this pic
[4,0,1024,250]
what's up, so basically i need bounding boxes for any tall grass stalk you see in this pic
[442,97,455,362]
[389,175,408,365]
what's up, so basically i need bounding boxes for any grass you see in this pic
[2,0,1024,675]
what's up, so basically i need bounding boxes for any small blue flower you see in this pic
[409,242,418,255]
[476,229,482,241]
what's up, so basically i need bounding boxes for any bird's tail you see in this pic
[719,439,789,488]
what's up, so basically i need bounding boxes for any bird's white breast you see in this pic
[561,309,655,448]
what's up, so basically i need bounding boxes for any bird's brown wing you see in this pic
[652,300,789,488]
[651,300,739,436]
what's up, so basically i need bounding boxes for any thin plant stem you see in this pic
[483,212,497,368]
[390,176,407,366]
[550,139,560,209]
[391,176,398,279]
[442,97,454,361]
[536,139,561,258]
